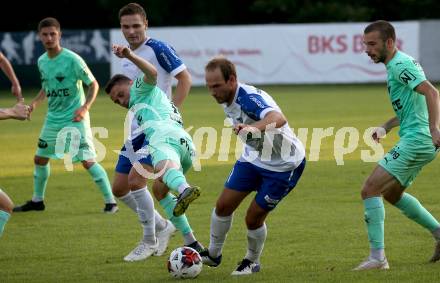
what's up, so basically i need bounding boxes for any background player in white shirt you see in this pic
[113,3,202,262]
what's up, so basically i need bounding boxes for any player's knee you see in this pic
[4,200,13,214]
[382,190,402,205]
[360,189,369,199]
[128,175,146,191]
[0,195,13,214]
[152,180,168,201]
[111,172,130,197]
[382,193,394,204]
[215,201,234,217]
[112,182,127,198]
[361,179,376,199]
[245,215,264,230]
[81,160,95,170]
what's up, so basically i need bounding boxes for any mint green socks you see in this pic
[0,210,11,237]
[362,193,440,260]
[32,163,115,204]
[32,164,50,202]
[395,193,440,232]
[87,163,115,203]
[163,168,187,194]
[364,197,385,249]
[159,193,192,235]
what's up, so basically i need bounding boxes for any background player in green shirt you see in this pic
[354,20,440,270]
[13,17,118,213]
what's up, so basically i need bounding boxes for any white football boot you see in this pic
[154,220,176,256]
[353,257,389,271]
[124,240,159,262]
[231,258,261,275]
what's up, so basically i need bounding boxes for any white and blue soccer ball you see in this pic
[167,246,203,279]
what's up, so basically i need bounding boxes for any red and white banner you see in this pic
[110,21,419,85]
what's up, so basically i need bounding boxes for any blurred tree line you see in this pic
[1,0,440,31]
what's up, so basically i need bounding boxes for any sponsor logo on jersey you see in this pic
[38,139,48,149]
[55,72,65,82]
[399,69,416,84]
[249,95,265,108]
[135,78,143,88]
[180,137,192,152]
[160,52,172,68]
[46,88,70,97]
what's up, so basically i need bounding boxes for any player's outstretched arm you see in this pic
[0,103,30,120]
[0,52,23,102]
[112,44,157,85]
[416,80,440,147]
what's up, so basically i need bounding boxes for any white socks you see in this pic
[132,188,156,245]
[155,212,167,232]
[208,208,267,263]
[245,223,267,263]
[118,191,137,212]
[119,190,167,233]
[208,208,233,258]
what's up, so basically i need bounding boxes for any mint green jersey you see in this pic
[38,48,95,123]
[386,51,429,140]
[128,76,183,140]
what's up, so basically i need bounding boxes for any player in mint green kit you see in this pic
[0,53,29,237]
[0,101,30,236]
[13,17,118,213]
[105,44,201,256]
[354,20,440,270]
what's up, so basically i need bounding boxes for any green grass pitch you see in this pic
[1,84,440,282]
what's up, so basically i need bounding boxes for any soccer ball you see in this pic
[167,246,203,279]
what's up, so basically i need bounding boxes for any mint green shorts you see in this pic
[36,120,96,162]
[378,139,438,187]
[148,130,195,173]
